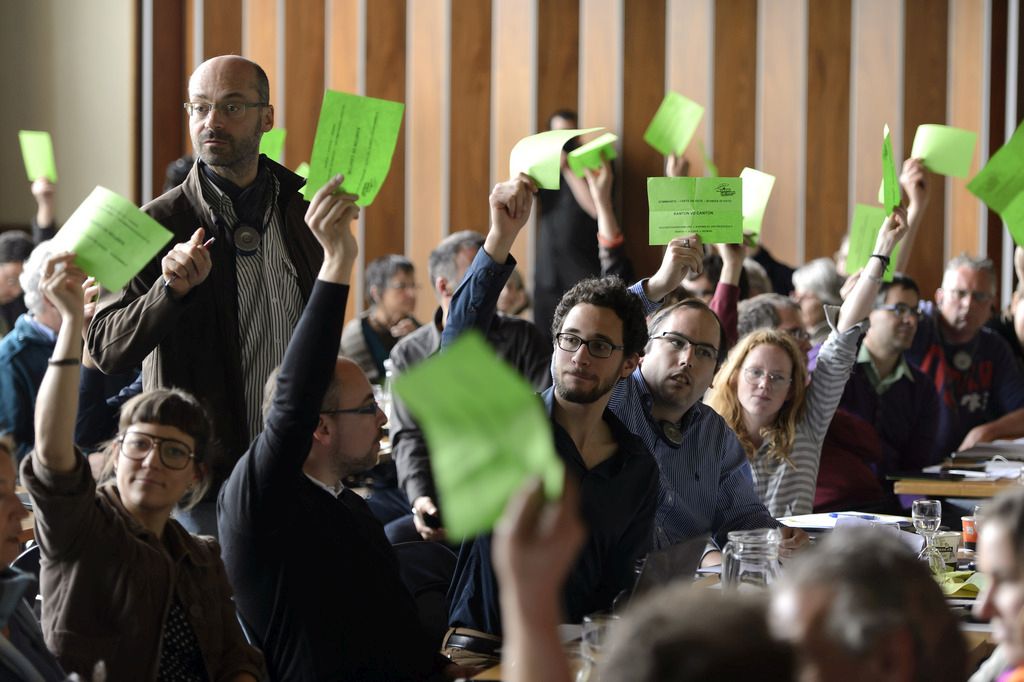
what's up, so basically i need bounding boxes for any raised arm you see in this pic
[31,178,57,240]
[643,235,704,303]
[894,158,930,272]
[837,207,908,333]
[561,152,598,219]
[33,253,88,473]
[710,243,744,348]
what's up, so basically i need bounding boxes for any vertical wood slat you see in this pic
[491,0,537,270]
[948,0,987,258]
[365,0,407,263]
[986,0,1008,300]
[203,0,243,58]
[150,0,188,201]
[449,0,492,235]
[666,0,714,178]
[805,0,851,264]
[902,0,948,295]
[850,1,902,212]
[579,0,621,131]
[244,0,279,117]
[621,0,665,280]
[282,0,324,169]
[713,0,757,177]
[408,0,447,324]
[758,0,807,266]
[536,0,579,130]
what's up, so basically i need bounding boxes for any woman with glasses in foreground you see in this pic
[707,208,909,517]
[22,252,264,680]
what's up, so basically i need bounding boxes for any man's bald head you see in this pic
[189,55,269,104]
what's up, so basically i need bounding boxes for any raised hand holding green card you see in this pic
[643,91,704,156]
[879,124,900,213]
[51,186,174,291]
[911,124,977,178]
[846,204,900,281]
[392,331,563,540]
[567,133,618,177]
[259,128,287,163]
[18,130,58,183]
[740,167,775,240]
[968,119,1024,246]
[509,127,603,190]
[304,90,404,205]
[648,177,742,245]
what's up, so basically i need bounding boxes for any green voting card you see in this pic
[509,127,603,190]
[643,91,704,156]
[567,132,618,177]
[52,186,174,291]
[879,124,900,213]
[968,119,1024,246]
[294,162,310,179]
[647,177,742,245]
[304,90,405,206]
[846,204,900,281]
[259,128,287,163]
[911,124,977,178]
[740,167,775,240]
[699,140,718,178]
[18,130,57,183]
[392,331,563,540]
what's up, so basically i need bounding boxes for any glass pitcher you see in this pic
[721,528,782,590]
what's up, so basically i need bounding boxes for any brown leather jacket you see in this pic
[20,455,265,680]
[86,160,323,490]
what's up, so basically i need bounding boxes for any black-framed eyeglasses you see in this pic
[742,367,792,390]
[118,432,196,470]
[781,326,810,343]
[945,288,994,304]
[875,303,921,320]
[183,101,267,120]
[555,332,624,359]
[321,400,380,416]
[652,332,718,363]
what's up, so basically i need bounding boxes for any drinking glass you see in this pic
[575,613,619,682]
[912,499,945,574]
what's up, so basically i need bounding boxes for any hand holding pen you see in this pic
[162,227,215,299]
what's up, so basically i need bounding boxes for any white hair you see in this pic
[19,239,58,315]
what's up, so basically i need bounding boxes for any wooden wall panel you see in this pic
[364,0,407,262]
[805,0,850,264]
[713,0,757,177]
[758,0,807,266]
[408,0,447,324]
[850,0,902,212]
[948,0,987,259]
[579,0,622,131]
[203,0,243,58]
[536,0,579,129]
[491,0,536,271]
[327,0,360,95]
[282,0,324,171]
[666,0,714,177]
[450,0,492,234]
[902,0,947,294]
[621,0,665,280]
[987,0,1007,300]
[244,0,279,115]
[150,0,187,201]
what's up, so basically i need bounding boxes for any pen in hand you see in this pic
[164,236,215,287]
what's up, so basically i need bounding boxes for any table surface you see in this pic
[892,476,1016,498]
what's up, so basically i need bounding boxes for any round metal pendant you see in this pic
[953,351,972,371]
[659,420,683,446]
[233,224,261,253]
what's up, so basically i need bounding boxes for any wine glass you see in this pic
[912,499,945,574]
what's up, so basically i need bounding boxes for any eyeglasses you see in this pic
[875,303,921,320]
[321,400,381,416]
[386,282,420,291]
[555,332,624,359]
[781,327,810,343]
[742,367,792,390]
[652,332,718,363]
[118,432,196,470]
[183,101,267,120]
[945,288,994,304]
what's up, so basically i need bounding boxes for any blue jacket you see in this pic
[0,315,55,459]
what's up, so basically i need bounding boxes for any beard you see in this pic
[194,120,262,172]
[554,365,622,404]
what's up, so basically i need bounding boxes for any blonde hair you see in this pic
[706,329,808,464]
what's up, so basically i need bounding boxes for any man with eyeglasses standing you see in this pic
[87,55,323,535]
[907,255,1024,457]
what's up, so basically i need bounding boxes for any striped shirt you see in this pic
[746,306,866,517]
[199,171,303,441]
[609,282,777,549]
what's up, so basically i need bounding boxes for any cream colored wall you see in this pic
[0,0,134,227]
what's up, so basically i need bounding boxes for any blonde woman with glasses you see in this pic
[707,208,908,517]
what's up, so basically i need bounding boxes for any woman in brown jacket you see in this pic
[23,251,264,681]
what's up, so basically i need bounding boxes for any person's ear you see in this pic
[621,353,639,378]
[262,104,274,132]
[934,287,944,307]
[312,416,331,444]
[369,285,381,305]
[435,276,450,299]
